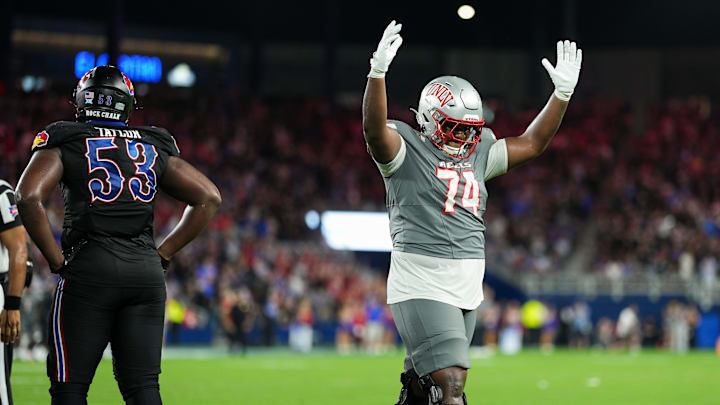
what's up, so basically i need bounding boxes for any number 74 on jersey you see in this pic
[435,168,480,217]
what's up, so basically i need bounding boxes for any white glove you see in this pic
[542,40,582,101]
[368,20,403,79]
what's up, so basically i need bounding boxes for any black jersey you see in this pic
[31,121,180,255]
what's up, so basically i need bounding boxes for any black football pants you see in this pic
[47,277,166,405]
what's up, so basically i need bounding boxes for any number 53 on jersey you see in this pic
[85,138,158,203]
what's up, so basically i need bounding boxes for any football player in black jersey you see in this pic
[15,66,221,405]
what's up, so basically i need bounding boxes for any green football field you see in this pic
[12,349,720,404]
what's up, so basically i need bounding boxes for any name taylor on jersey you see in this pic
[94,127,142,139]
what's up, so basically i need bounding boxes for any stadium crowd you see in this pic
[475,288,702,355]
[0,86,718,353]
[591,99,720,283]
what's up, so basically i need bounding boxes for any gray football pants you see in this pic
[390,299,477,377]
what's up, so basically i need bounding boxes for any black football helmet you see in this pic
[72,65,136,123]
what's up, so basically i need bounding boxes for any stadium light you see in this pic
[305,210,320,230]
[20,76,46,92]
[167,63,197,87]
[320,211,392,252]
[21,76,35,93]
[457,5,476,20]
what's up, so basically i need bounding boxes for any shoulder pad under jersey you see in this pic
[31,121,82,152]
[136,126,181,157]
[480,127,498,143]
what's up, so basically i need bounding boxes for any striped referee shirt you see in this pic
[0,179,23,274]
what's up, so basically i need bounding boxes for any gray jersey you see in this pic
[384,120,498,259]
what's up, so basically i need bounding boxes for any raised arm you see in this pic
[156,156,221,261]
[506,40,582,169]
[15,149,65,272]
[362,21,404,164]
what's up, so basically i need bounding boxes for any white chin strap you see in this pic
[443,144,461,155]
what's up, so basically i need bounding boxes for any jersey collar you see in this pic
[87,120,127,127]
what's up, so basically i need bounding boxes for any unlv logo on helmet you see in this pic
[425,83,455,108]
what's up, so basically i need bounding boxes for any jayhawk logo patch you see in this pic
[32,130,49,150]
[122,73,135,96]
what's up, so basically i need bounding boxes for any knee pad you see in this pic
[49,382,89,405]
[114,372,160,402]
[123,387,162,405]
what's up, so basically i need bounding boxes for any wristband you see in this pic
[4,296,21,310]
[161,257,170,270]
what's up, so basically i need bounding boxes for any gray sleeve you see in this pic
[372,136,407,177]
[484,139,508,181]
[369,121,408,178]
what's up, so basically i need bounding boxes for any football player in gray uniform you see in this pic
[362,21,582,405]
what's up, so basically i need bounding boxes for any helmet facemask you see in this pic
[428,109,484,159]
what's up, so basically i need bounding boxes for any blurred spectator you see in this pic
[569,302,593,348]
[664,301,696,353]
[473,287,499,348]
[616,305,641,351]
[499,302,523,355]
[335,301,354,354]
[641,315,661,348]
[540,304,558,353]
[289,298,314,353]
[166,298,186,344]
[364,295,385,354]
[595,317,615,349]
[521,300,546,346]
[220,288,253,353]
[381,306,398,352]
